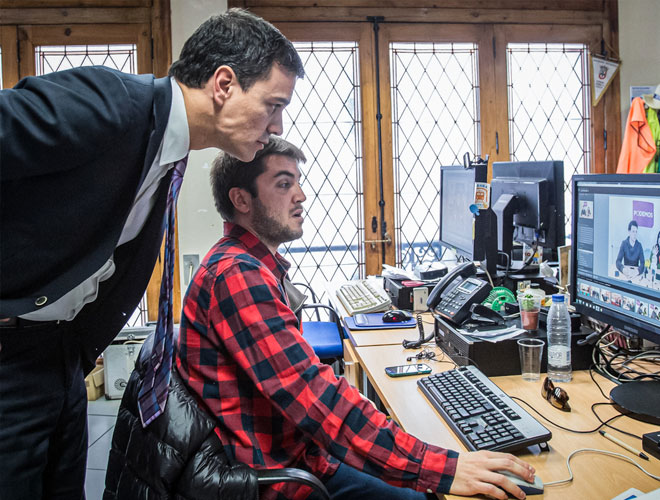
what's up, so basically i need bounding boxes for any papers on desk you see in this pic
[458,325,526,343]
[611,487,660,500]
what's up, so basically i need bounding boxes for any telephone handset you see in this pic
[426,262,493,325]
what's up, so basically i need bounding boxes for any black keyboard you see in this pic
[418,366,551,452]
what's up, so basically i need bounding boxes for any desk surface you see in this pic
[355,343,660,499]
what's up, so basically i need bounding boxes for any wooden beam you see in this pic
[0,25,19,88]
[0,0,149,6]
[243,7,605,25]
[237,0,604,10]
[603,0,621,174]
[151,0,171,77]
[0,8,151,25]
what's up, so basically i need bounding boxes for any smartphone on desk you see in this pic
[385,363,432,378]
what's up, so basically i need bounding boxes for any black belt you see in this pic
[0,317,60,329]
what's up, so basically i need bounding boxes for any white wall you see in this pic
[172,0,228,296]
[618,0,660,132]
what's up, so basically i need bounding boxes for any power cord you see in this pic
[402,314,435,349]
[544,448,660,487]
[510,396,636,437]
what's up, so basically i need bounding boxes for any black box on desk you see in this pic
[434,317,594,377]
[384,277,436,311]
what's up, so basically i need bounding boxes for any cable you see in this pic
[498,251,511,276]
[402,314,434,349]
[477,261,495,288]
[510,396,628,435]
[544,448,660,487]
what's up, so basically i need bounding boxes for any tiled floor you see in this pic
[86,397,121,500]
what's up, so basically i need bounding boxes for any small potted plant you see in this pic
[518,292,541,330]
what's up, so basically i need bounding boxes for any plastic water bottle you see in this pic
[546,294,572,382]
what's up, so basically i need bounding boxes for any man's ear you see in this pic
[212,66,238,106]
[228,186,251,215]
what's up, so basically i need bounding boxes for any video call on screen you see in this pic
[575,183,660,327]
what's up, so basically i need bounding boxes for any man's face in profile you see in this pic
[250,154,306,248]
[214,64,297,162]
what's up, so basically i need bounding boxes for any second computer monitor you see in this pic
[439,163,496,272]
[490,160,566,260]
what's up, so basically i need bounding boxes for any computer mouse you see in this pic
[382,310,412,323]
[497,470,544,496]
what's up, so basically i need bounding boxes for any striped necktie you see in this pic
[137,156,188,427]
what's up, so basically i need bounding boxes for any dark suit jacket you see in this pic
[0,66,175,373]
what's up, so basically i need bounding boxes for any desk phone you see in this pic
[427,262,492,325]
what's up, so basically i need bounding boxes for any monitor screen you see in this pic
[571,174,660,346]
[439,166,477,258]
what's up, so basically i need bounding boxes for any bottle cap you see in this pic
[552,294,565,302]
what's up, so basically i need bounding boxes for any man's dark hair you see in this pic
[629,220,639,231]
[169,8,304,90]
[211,136,307,221]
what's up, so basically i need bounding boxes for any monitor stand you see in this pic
[610,381,660,425]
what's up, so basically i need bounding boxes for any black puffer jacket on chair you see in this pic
[103,358,259,500]
[103,349,330,500]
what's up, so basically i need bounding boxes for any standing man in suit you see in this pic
[0,8,303,500]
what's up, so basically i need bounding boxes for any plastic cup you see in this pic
[517,338,545,381]
[517,293,543,330]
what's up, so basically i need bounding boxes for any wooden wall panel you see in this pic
[234,0,604,11]
[0,25,19,88]
[0,0,149,6]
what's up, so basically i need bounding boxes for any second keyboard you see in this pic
[336,280,392,315]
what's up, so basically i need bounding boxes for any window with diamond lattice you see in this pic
[507,43,591,238]
[33,42,148,326]
[390,42,480,270]
[35,44,137,75]
[280,41,363,303]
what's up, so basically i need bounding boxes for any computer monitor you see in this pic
[439,163,497,275]
[570,174,660,347]
[490,160,566,264]
[570,174,660,425]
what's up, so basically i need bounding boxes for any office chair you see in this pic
[104,352,331,500]
[288,281,345,363]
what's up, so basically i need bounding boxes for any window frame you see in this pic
[1,0,175,323]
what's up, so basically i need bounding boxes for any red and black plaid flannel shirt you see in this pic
[176,223,457,499]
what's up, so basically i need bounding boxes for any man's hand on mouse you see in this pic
[449,450,535,499]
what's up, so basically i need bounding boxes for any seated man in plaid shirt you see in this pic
[175,136,534,500]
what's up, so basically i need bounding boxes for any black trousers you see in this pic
[0,321,87,500]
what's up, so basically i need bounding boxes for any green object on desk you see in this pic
[484,287,516,311]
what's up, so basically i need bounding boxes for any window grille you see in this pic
[34,43,146,326]
[35,44,137,75]
[390,42,480,270]
[507,43,591,239]
[281,41,363,303]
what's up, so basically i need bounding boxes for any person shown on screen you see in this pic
[650,230,660,270]
[616,220,646,278]
[151,137,532,500]
[0,9,303,499]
